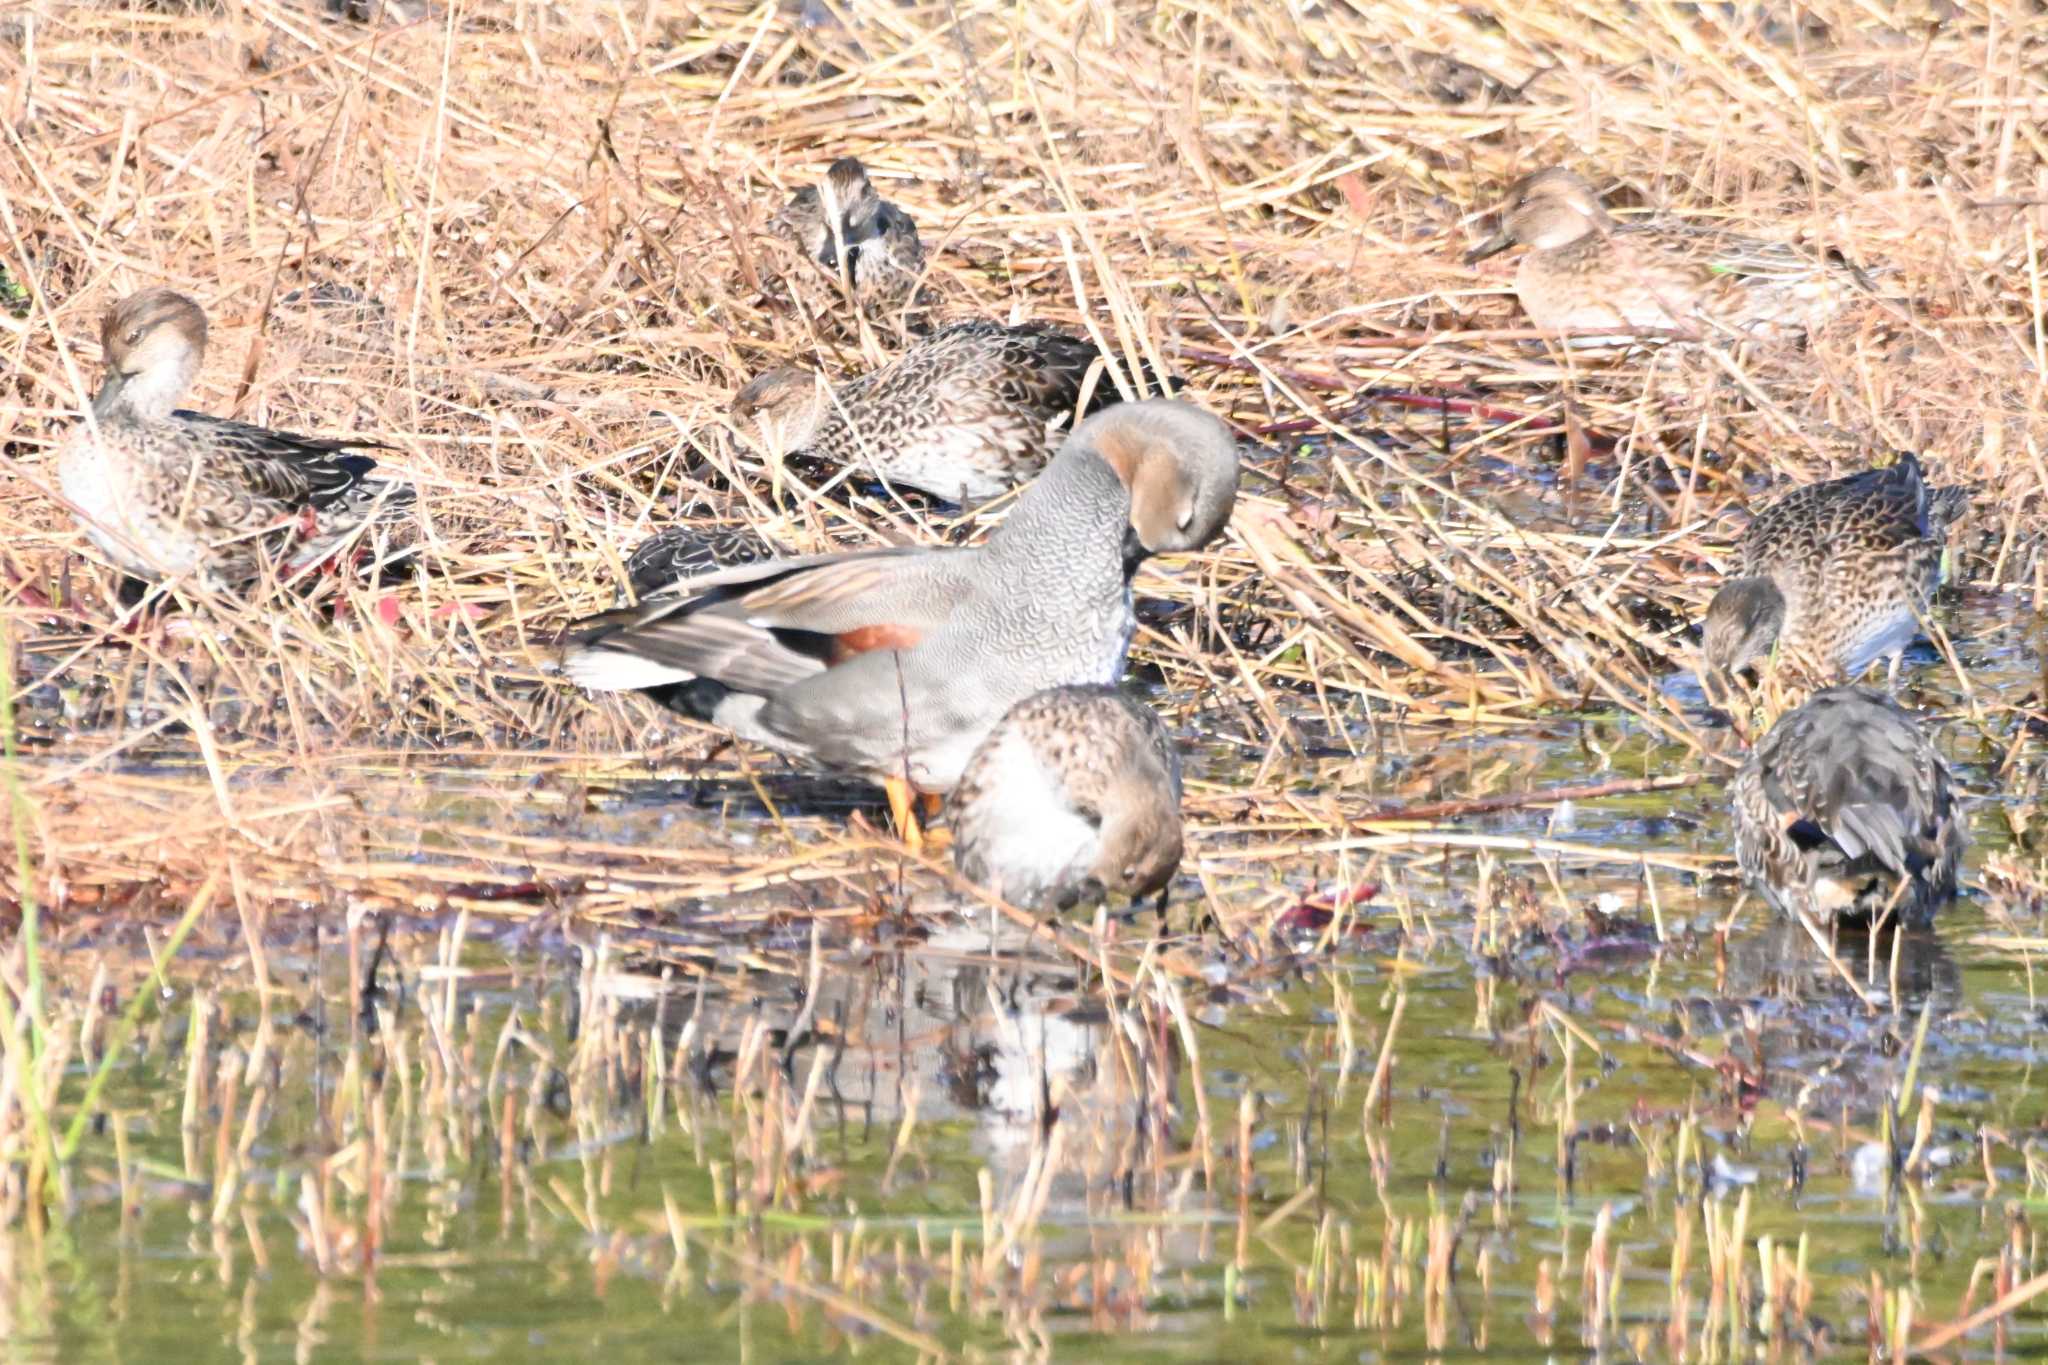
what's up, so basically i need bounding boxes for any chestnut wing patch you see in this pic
[563,546,959,697]
[764,621,926,669]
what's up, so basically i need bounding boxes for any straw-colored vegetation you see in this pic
[2,0,2048,1356]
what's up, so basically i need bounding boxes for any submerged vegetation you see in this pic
[3,0,2048,1358]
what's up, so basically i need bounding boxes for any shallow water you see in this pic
[5,591,2048,1361]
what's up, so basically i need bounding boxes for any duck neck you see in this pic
[791,381,837,451]
[93,353,195,423]
[988,448,1135,592]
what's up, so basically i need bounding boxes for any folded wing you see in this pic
[562,546,973,695]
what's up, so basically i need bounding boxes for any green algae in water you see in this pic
[5,597,2045,1360]
[6,891,2047,1363]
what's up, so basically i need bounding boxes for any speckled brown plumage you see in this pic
[950,685,1184,911]
[1467,166,1874,340]
[57,288,411,591]
[732,320,1136,502]
[560,400,1240,794]
[1733,686,1965,928]
[623,524,782,599]
[770,157,924,308]
[1701,453,1968,692]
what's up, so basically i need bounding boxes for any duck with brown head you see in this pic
[951,685,1184,913]
[771,156,925,309]
[1699,454,1968,701]
[1467,165,1875,341]
[59,287,413,594]
[560,399,1238,844]
[93,288,209,422]
[727,319,1147,505]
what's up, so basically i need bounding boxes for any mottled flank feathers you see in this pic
[1733,686,1965,928]
[58,287,412,592]
[951,685,1184,911]
[1701,453,1967,694]
[732,320,1147,502]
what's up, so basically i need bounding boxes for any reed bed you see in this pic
[2,0,2048,1357]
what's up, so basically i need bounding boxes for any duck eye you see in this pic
[1176,504,1194,531]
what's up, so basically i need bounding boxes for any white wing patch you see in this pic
[562,647,698,691]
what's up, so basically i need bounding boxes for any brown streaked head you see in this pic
[1701,576,1787,696]
[1506,167,1607,217]
[1081,399,1240,561]
[729,366,829,456]
[100,287,208,376]
[93,288,208,420]
[1089,702,1185,903]
[1466,165,1612,261]
[1093,798,1184,902]
[822,157,879,220]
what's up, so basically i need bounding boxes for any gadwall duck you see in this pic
[58,288,411,593]
[1466,166,1873,341]
[1733,686,1965,929]
[732,320,1143,502]
[1701,454,1968,696]
[560,399,1238,843]
[951,685,1184,911]
[771,157,924,309]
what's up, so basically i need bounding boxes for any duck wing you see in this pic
[563,546,973,695]
[171,410,392,509]
[1739,459,1935,578]
[1762,690,1951,877]
[930,320,1173,414]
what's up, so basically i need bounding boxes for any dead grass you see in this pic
[0,0,2047,1349]
[0,0,2038,1013]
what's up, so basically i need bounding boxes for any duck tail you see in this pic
[1890,451,1971,534]
[286,477,417,575]
[1077,349,1183,413]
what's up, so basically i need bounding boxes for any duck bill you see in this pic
[1464,231,1513,264]
[1120,526,1148,578]
[88,371,129,418]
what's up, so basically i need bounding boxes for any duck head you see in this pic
[1079,400,1240,572]
[730,366,830,458]
[95,288,207,421]
[819,157,882,236]
[1466,166,1614,261]
[1701,576,1787,700]
[773,159,892,274]
[1090,785,1185,905]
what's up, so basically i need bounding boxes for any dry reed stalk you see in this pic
[0,1,2038,1351]
[0,0,2023,796]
